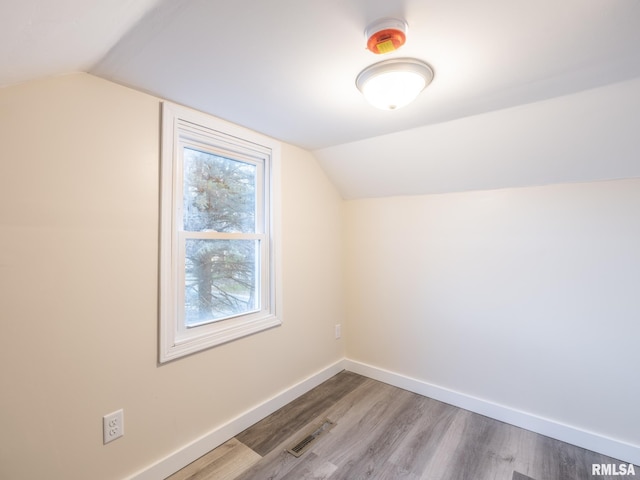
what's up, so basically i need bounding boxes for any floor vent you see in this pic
[513,472,536,480]
[287,419,335,457]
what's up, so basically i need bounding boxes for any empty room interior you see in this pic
[1,1,639,479]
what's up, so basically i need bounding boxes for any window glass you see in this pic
[184,239,259,326]
[182,147,257,233]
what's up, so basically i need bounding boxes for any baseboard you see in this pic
[344,359,640,467]
[126,359,346,480]
[127,357,638,479]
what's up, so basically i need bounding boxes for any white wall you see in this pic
[345,179,640,449]
[0,73,345,480]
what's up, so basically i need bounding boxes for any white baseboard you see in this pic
[126,359,346,480]
[344,359,640,467]
[127,357,638,479]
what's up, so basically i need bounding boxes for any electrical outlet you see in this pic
[335,324,341,339]
[103,409,124,444]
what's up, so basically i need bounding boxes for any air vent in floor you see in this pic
[287,419,335,457]
[513,472,536,480]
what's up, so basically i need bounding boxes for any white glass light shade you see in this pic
[356,58,434,110]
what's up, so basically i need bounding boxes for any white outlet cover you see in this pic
[103,409,124,444]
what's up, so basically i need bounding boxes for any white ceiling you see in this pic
[0,0,160,87]
[2,0,640,198]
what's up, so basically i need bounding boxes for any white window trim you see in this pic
[159,102,282,363]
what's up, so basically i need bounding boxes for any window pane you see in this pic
[183,147,256,233]
[184,239,259,326]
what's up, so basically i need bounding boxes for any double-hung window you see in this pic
[159,102,281,363]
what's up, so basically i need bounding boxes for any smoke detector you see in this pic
[365,18,408,54]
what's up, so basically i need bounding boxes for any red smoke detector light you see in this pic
[365,18,408,54]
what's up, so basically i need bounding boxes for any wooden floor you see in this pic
[167,371,635,480]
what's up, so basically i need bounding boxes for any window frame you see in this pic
[159,102,281,363]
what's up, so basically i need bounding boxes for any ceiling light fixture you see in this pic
[356,58,434,110]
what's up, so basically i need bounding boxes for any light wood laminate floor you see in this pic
[167,371,636,480]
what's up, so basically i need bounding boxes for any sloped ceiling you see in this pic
[0,0,160,86]
[3,0,640,198]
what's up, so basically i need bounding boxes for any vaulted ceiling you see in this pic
[3,0,640,198]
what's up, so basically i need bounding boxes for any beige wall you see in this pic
[345,179,640,447]
[0,73,345,480]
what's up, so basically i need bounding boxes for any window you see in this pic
[159,102,281,363]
